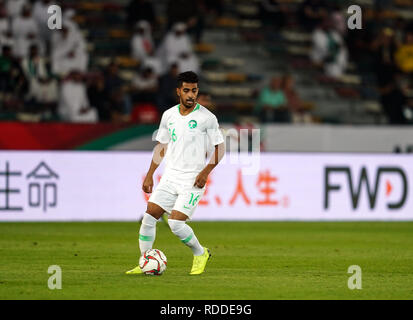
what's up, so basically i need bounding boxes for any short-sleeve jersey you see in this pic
[156,103,224,185]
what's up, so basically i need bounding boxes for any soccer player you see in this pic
[126,71,225,275]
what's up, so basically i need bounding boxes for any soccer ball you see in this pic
[139,249,167,275]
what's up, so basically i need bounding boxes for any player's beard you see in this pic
[181,98,195,109]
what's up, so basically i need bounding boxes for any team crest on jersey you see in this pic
[188,120,197,129]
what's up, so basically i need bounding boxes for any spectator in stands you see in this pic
[0,5,9,40]
[11,4,43,59]
[51,23,88,77]
[131,65,158,105]
[32,0,52,43]
[395,30,413,74]
[87,73,111,122]
[157,23,193,74]
[1,2,11,49]
[372,27,409,124]
[157,62,178,112]
[131,21,162,75]
[131,20,154,62]
[142,53,162,76]
[102,61,131,122]
[255,76,291,123]
[6,0,27,19]
[281,74,312,123]
[62,9,81,38]
[330,4,346,36]
[346,10,378,72]
[310,17,348,79]
[393,18,406,47]
[103,61,123,97]
[0,45,28,103]
[0,45,14,93]
[126,0,156,30]
[21,44,47,78]
[0,31,14,54]
[377,68,408,125]
[21,44,47,104]
[371,27,398,69]
[58,70,98,123]
[176,51,199,74]
[27,71,59,118]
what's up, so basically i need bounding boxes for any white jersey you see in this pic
[156,104,224,185]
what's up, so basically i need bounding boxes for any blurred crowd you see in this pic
[254,74,313,123]
[257,0,413,124]
[1,0,88,121]
[0,0,221,123]
[1,0,413,125]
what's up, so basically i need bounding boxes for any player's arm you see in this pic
[143,111,170,193]
[194,115,226,188]
[143,143,167,193]
[194,142,225,188]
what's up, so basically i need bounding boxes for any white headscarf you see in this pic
[131,20,155,62]
[156,23,192,74]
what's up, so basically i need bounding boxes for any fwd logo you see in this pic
[324,167,408,210]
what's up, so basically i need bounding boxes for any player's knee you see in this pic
[142,212,158,227]
[146,202,164,220]
[168,219,185,235]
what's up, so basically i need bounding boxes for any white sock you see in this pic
[139,213,158,255]
[168,219,204,256]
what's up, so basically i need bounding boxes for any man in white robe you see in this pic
[0,7,12,51]
[156,23,193,74]
[11,4,43,59]
[62,9,81,38]
[58,71,97,123]
[51,23,88,77]
[175,51,199,74]
[131,20,154,61]
[310,18,348,79]
[32,0,53,42]
[6,0,27,19]
[21,44,48,101]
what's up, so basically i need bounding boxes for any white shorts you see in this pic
[148,178,205,219]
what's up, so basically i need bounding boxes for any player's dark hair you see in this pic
[177,71,199,88]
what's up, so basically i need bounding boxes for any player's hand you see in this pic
[194,171,208,188]
[142,175,154,193]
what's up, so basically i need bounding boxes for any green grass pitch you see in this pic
[1,221,412,300]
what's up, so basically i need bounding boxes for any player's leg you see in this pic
[168,211,211,275]
[169,187,211,275]
[138,202,165,254]
[126,203,164,275]
[137,179,177,255]
[126,180,176,275]
[168,210,205,256]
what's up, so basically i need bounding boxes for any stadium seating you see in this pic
[1,0,412,125]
